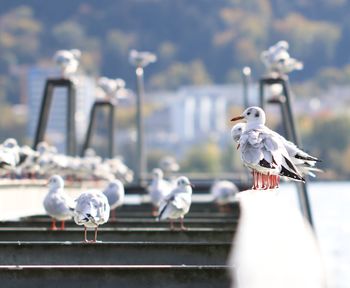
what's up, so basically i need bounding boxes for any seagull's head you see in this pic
[48,175,64,190]
[3,138,18,148]
[107,179,123,191]
[231,123,246,143]
[152,168,164,180]
[176,176,194,192]
[231,106,266,126]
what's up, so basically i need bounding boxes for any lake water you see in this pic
[278,181,350,288]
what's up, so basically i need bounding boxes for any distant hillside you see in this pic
[1,0,350,102]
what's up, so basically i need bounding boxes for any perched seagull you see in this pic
[261,41,303,76]
[74,190,110,243]
[97,77,126,102]
[159,156,180,176]
[231,106,320,189]
[231,122,322,179]
[147,168,173,216]
[157,176,193,230]
[210,180,238,212]
[0,138,20,176]
[103,179,124,219]
[53,49,81,78]
[43,175,74,230]
[129,49,157,68]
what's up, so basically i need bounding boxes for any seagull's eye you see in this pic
[247,112,251,116]
[255,112,260,117]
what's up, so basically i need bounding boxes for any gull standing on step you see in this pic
[157,176,193,230]
[148,168,173,216]
[210,180,238,213]
[231,106,319,189]
[74,190,110,243]
[53,49,81,78]
[103,179,124,220]
[43,175,74,230]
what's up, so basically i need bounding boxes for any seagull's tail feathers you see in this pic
[295,154,321,163]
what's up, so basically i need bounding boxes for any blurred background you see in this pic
[0,0,349,179]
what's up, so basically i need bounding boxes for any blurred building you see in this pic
[26,66,96,153]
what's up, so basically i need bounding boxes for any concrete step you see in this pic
[0,242,231,265]
[0,265,232,288]
[0,227,236,242]
[22,211,236,219]
[0,218,238,229]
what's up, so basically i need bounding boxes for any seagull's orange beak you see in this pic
[230,115,244,122]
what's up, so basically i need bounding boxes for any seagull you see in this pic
[97,77,126,102]
[43,175,74,230]
[53,49,81,78]
[0,138,20,177]
[157,176,193,230]
[147,168,173,216]
[261,41,303,76]
[159,156,180,175]
[231,106,320,189]
[210,180,238,212]
[231,122,322,179]
[74,190,110,243]
[129,49,157,68]
[103,179,124,220]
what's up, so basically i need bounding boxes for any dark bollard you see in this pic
[33,78,76,155]
[81,100,116,158]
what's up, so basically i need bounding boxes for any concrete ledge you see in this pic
[0,242,231,265]
[0,228,236,242]
[0,265,232,288]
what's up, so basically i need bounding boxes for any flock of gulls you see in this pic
[0,39,326,287]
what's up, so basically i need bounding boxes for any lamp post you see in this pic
[242,66,251,109]
[129,49,157,185]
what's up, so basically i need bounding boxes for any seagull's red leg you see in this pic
[180,217,187,231]
[111,209,116,221]
[50,219,58,230]
[252,170,258,190]
[152,206,158,217]
[84,226,89,243]
[170,219,175,230]
[60,221,65,230]
[93,227,98,243]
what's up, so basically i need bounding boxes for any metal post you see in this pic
[33,78,76,156]
[81,101,116,158]
[242,67,251,109]
[135,66,146,185]
[259,76,314,228]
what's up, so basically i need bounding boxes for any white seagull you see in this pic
[97,77,126,102]
[231,106,320,189]
[74,190,110,243]
[43,175,74,230]
[103,179,125,219]
[231,122,322,179]
[210,180,238,212]
[53,49,81,78]
[129,49,157,68]
[261,40,303,76]
[147,168,173,216]
[157,176,193,230]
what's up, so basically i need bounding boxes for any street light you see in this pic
[242,66,251,109]
[129,49,157,185]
